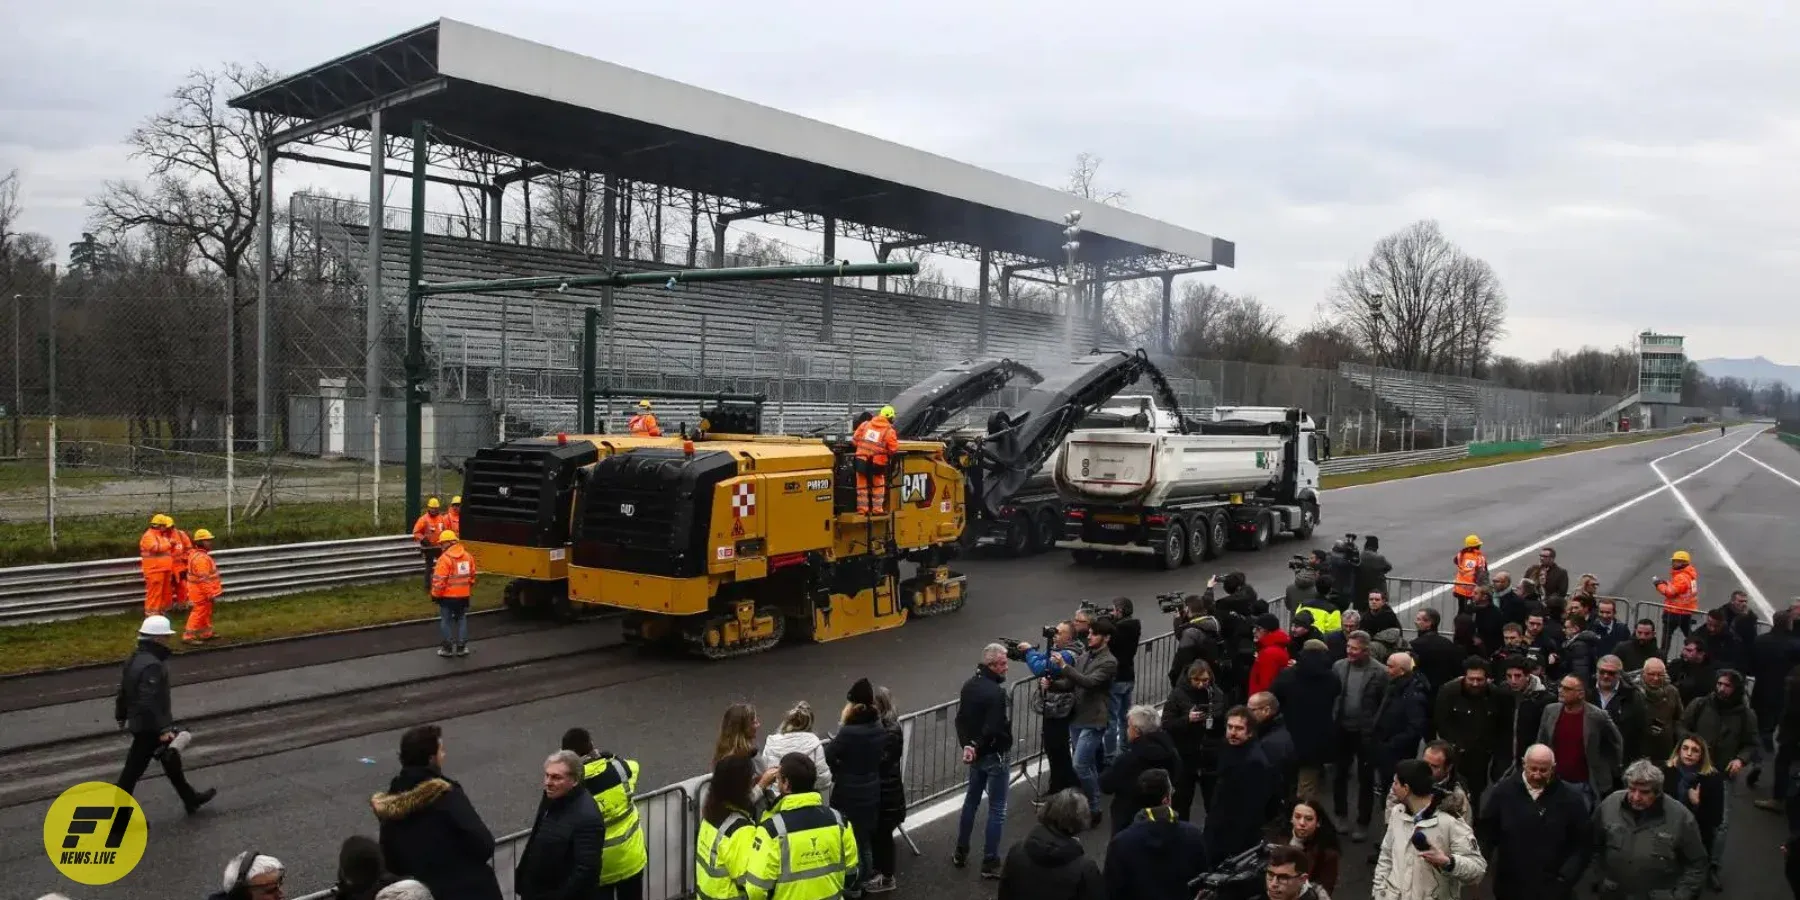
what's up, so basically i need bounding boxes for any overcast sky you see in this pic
[3,0,1796,364]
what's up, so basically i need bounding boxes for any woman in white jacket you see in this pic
[760,701,833,800]
[1372,759,1485,900]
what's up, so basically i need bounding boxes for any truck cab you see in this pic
[1205,406,1328,501]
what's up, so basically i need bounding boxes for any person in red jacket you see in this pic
[1249,613,1293,696]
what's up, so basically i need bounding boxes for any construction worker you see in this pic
[559,726,648,899]
[446,495,463,534]
[1655,550,1701,656]
[696,755,758,900]
[852,405,900,514]
[1452,534,1488,613]
[629,400,662,437]
[167,518,194,613]
[183,529,222,642]
[139,514,176,616]
[743,753,859,900]
[430,530,476,657]
[413,498,448,592]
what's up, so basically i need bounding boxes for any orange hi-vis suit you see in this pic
[168,528,193,608]
[1656,563,1700,614]
[139,526,175,615]
[628,413,662,437]
[446,505,461,535]
[184,546,222,641]
[852,414,900,514]
[1452,547,1487,601]
[412,510,447,546]
[431,543,477,600]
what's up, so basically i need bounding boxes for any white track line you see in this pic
[1393,427,1765,615]
[1324,427,1723,493]
[1651,445,1772,617]
[1737,449,1800,491]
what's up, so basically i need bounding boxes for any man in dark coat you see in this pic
[1410,608,1466,698]
[1355,534,1391,612]
[514,749,601,900]
[1750,612,1800,758]
[1248,691,1298,802]
[1371,652,1430,792]
[1204,708,1279,863]
[1476,743,1590,900]
[1615,619,1662,673]
[1100,706,1183,835]
[828,678,887,886]
[370,724,504,900]
[1591,655,1650,763]
[1270,643,1340,800]
[114,615,216,813]
[1103,768,1208,900]
[1432,656,1513,804]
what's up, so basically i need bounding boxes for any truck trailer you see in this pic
[1054,405,1326,568]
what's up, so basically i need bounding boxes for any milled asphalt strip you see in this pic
[1393,427,1765,614]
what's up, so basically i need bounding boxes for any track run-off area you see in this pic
[3,425,1797,899]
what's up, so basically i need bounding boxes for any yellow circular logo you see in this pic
[42,782,147,885]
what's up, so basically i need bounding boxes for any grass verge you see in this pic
[1320,426,1708,489]
[0,579,504,677]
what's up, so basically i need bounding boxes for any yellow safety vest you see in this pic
[696,809,756,900]
[1296,603,1342,634]
[742,792,859,900]
[582,755,647,885]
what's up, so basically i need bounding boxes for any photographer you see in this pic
[1050,617,1118,827]
[1018,623,1082,797]
[1168,594,1226,689]
[1357,535,1391,612]
[1106,598,1143,767]
[1283,558,1326,617]
[1325,535,1360,611]
[1208,573,1267,701]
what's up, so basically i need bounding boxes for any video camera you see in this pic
[1286,554,1315,572]
[1077,599,1109,618]
[1188,842,1270,900]
[1156,591,1187,615]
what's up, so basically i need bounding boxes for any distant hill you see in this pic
[1696,356,1800,390]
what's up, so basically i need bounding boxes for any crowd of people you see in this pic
[84,531,1800,900]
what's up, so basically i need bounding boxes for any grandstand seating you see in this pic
[1337,363,1481,425]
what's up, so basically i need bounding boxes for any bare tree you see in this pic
[530,170,606,254]
[1329,219,1507,375]
[0,169,19,259]
[1065,152,1128,207]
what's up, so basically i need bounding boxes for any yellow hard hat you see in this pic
[1464,534,1481,548]
[426,498,441,510]
[152,513,173,528]
[193,528,214,541]
[450,495,462,506]
[880,405,897,419]
[1672,550,1692,563]
[438,530,458,544]
[638,399,652,409]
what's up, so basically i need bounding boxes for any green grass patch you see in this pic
[0,579,505,676]
[1780,432,1800,452]
[1321,426,1708,489]
[0,460,125,495]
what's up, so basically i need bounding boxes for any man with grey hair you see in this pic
[1099,704,1180,834]
[953,642,1012,877]
[514,750,601,900]
[1590,759,1707,899]
[213,852,283,899]
[375,880,434,900]
[1332,628,1388,840]
[1475,744,1590,900]
[996,788,1104,895]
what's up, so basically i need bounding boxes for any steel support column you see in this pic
[580,308,599,433]
[404,120,429,525]
[365,110,385,405]
[486,185,503,242]
[601,174,618,324]
[820,218,836,341]
[976,249,991,353]
[255,143,274,450]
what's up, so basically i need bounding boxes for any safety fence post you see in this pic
[373,414,382,526]
[225,415,235,534]
[45,417,57,550]
[580,307,598,434]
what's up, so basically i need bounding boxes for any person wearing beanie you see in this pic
[1249,613,1293,697]
[828,678,886,888]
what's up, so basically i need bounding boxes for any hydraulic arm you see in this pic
[887,358,1044,439]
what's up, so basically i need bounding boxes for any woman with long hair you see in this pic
[713,702,763,769]
[760,701,834,798]
[1264,796,1341,894]
[1664,735,1726,860]
[695,754,758,900]
[1160,659,1228,821]
[867,685,906,892]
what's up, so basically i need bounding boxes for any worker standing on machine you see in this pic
[853,405,900,515]
[629,400,663,437]
[1654,550,1701,656]
[1452,535,1488,614]
[183,529,222,643]
[139,514,176,616]
[413,498,448,592]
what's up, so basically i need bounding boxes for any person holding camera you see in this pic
[1325,535,1360,611]
[1105,598,1143,767]
[1208,573,1266,701]
[1168,594,1224,690]
[1050,617,1118,828]
[1018,624,1082,798]
[1283,559,1326,617]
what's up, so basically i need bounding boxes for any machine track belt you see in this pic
[687,605,787,660]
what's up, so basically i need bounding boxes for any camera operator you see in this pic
[1283,557,1326,617]
[1358,535,1391,612]
[1048,617,1118,827]
[1104,598,1143,767]
[1168,594,1226,690]
[1017,623,1083,797]
[1325,535,1361,611]
[1207,573,1266,702]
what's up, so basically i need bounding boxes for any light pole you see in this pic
[1061,210,1082,351]
[11,293,20,456]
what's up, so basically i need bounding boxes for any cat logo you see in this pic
[900,472,935,505]
[619,503,635,517]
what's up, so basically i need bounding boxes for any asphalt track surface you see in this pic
[3,426,1796,899]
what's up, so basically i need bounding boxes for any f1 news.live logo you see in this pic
[57,804,135,865]
[43,782,148,885]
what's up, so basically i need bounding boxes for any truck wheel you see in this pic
[1159,523,1187,570]
[1032,509,1061,554]
[1185,516,1207,565]
[1250,513,1272,551]
[547,585,577,624]
[1293,503,1317,539]
[1206,515,1229,561]
[1004,511,1032,557]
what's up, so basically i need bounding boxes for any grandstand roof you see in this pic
[230,18,1234,271]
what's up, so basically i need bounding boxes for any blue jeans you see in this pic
[1105,681,1134,762]
[955,753,1008,861]
[1073,725,1106,814]
[437,600,468,644]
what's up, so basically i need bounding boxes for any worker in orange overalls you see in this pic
[430,530,476,657]
[628,400,662,437]
[139,514,176,615]
[183,529,222,643]
[1452,534,1488,614]
[166,519,194,614]
[1655,550,1700,656]
[853,404,901,514]
[412,498,448,592]
[446,495,463,534]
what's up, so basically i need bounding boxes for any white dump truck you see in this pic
[1054,405,1327,568]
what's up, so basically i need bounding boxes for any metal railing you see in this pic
[1317,424,1695,477]
[0,534,418,624]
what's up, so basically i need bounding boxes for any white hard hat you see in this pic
[139,615,175,637]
